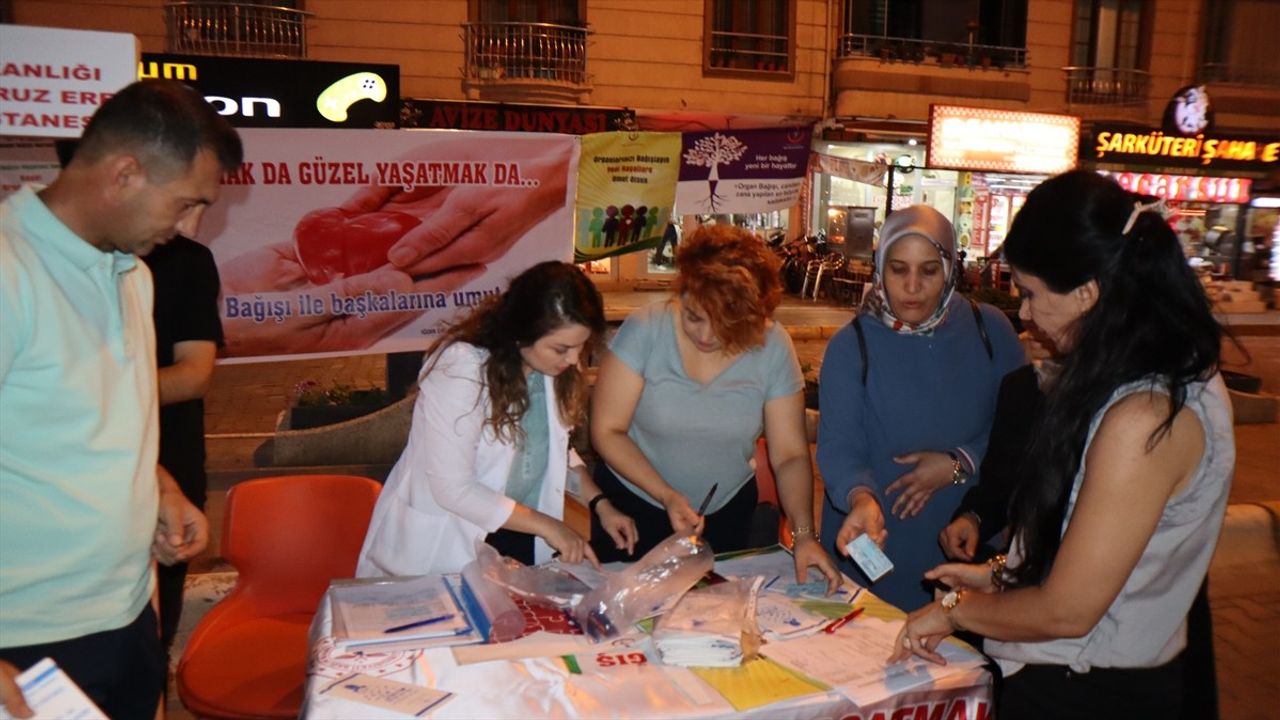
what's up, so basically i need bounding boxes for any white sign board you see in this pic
[0,25,139,138]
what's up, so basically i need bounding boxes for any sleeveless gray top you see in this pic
[989,374,1235,674]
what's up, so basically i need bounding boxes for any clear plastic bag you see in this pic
[473,541,593,610]
[652,576,764,667]
[459,557,526,642]
[572,532,715,641]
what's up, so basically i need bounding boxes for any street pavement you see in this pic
[186,291,1279,719]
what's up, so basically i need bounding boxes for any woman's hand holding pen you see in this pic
[660,487,703,536]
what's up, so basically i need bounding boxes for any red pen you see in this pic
[823,606,864,634]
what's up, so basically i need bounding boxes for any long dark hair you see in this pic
[430,261,605,443]
[1002,170,1221,586]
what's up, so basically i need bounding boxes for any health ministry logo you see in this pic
[316,72,387,123]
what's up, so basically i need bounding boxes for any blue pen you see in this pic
[383,613,454,634]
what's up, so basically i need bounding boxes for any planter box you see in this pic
[285,403,392,430]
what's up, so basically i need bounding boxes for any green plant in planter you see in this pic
[288,380,394,430]
[801,362,820,410]
[293,380,389,408]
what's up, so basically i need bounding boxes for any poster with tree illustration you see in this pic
[676,127,812,215]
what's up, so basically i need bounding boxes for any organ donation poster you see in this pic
[573,131,681,262]
[202,128,579,362]
[676,127,811,214]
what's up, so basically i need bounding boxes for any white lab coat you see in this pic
[357,342,568,577]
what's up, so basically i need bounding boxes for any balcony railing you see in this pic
[1198,63,1280,88]
[836,34,1026,68]
[165,2,310,59]
[1063,66,1151,106]
[463,22,590,87]
[708,30,790,73]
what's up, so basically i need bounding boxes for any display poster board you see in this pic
[573,131,681,262]
[0,25,138,137]
[202,128,578,362]
[676,127,812,214]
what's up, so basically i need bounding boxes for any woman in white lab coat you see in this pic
[358,262,635,577]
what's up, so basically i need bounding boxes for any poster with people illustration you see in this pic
[199,128,579,362]
[573,131,682,262]
[676,127,812,214]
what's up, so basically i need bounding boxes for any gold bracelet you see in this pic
[791,524,820,541]
[988,553,1008,592]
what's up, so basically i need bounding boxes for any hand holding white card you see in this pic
[845,533,894,583]
[0,658,107,720]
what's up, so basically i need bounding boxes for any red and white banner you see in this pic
[203,128,579,362]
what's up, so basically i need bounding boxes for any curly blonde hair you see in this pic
[674,224,782,354]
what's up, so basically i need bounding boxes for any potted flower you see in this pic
[286,380,393,430]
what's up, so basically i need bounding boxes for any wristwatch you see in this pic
[946,451,969,485]
[941,588,966,630]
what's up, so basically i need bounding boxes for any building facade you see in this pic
[7,0,1278,282]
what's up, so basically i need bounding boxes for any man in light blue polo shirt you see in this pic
[0,80,242,719]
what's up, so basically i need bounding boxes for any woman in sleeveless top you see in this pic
[888,171,1234,720]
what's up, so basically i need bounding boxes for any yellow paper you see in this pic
[690,656,829,712]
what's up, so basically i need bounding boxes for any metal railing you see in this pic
[708,30,790,72]
[463,22,590,86]
[165,2,310,58]
[1063,66,1151,106]
[1198,63,1280,88]
[836,34,1027,68]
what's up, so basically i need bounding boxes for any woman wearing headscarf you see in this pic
[817,205,1026,610]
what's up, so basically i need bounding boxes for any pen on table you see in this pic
[383,613,454,634]
[823,606,864,634]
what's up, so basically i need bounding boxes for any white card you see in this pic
[318,673,452,716]
[0,657,107,720]
[844,533,894,582]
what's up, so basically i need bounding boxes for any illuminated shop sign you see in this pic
[401,98,634,135]
[1087,123,1279,173]
[138,53,399,128]
[1097,170,1252,204]
[927,105,1080,175]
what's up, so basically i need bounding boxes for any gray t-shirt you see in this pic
[607,301,803,513]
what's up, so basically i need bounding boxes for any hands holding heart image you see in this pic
[216,149,572,358]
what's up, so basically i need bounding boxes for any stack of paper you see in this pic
[754,593,830,640]
[652,578,762,668]
[329,574,484,651]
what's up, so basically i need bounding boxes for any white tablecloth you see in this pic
[303,553,993,719]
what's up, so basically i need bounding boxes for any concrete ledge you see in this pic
[271,395,412,467]
[1212,502,1280,571]
[1228,389,1279,424]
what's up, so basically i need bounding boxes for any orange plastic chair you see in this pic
[176,474,381,719]
[753,437,794,546]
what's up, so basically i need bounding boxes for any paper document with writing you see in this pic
[0,657,107,720]
[318,672,453,717]
[330,575,475,650]
[760,615,985,707]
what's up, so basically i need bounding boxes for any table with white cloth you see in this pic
[303,548,993,719]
